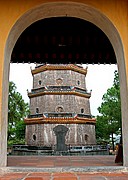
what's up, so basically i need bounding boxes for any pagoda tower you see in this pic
[24,64,96,150]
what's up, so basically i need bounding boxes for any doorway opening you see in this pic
[3,2,127,168]
[8,15,121,165]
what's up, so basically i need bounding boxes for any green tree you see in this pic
[96,70,121,150]
[8,81,29,145]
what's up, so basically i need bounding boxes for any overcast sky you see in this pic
[9,63,117,116]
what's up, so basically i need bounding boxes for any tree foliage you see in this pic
[96,71,121,149]
[8,81,29,145]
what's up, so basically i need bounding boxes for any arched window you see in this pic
[81,108,84,113]
[33,134,36,141]
[36,107,39,114]
[39,80,42,85]
[77,80,80,85]
[85,134,88,141]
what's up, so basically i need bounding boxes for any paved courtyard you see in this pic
[0,155,128,180]
[7,155,121,167]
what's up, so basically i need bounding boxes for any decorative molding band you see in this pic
[32,64,87,75]
[24,116,96,125]
[28,91,91,98]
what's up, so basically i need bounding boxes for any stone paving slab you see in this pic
[7,155,122,167]
[0,155,127,179]
[0,172,128,180]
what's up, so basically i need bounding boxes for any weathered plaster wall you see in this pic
[30,95,91,115]
[26,124,96,146]
[33,70,86,89]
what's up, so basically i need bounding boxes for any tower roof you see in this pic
[31,64,88,75]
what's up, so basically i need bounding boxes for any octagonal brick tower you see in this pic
[24,64,96,148]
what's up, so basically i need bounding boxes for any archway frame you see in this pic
[1,2,128,167]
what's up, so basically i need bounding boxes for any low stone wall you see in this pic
[11,149,109,156]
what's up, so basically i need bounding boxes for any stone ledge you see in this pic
[0,166,127,174]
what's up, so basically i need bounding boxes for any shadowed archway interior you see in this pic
[11,17,116,64]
